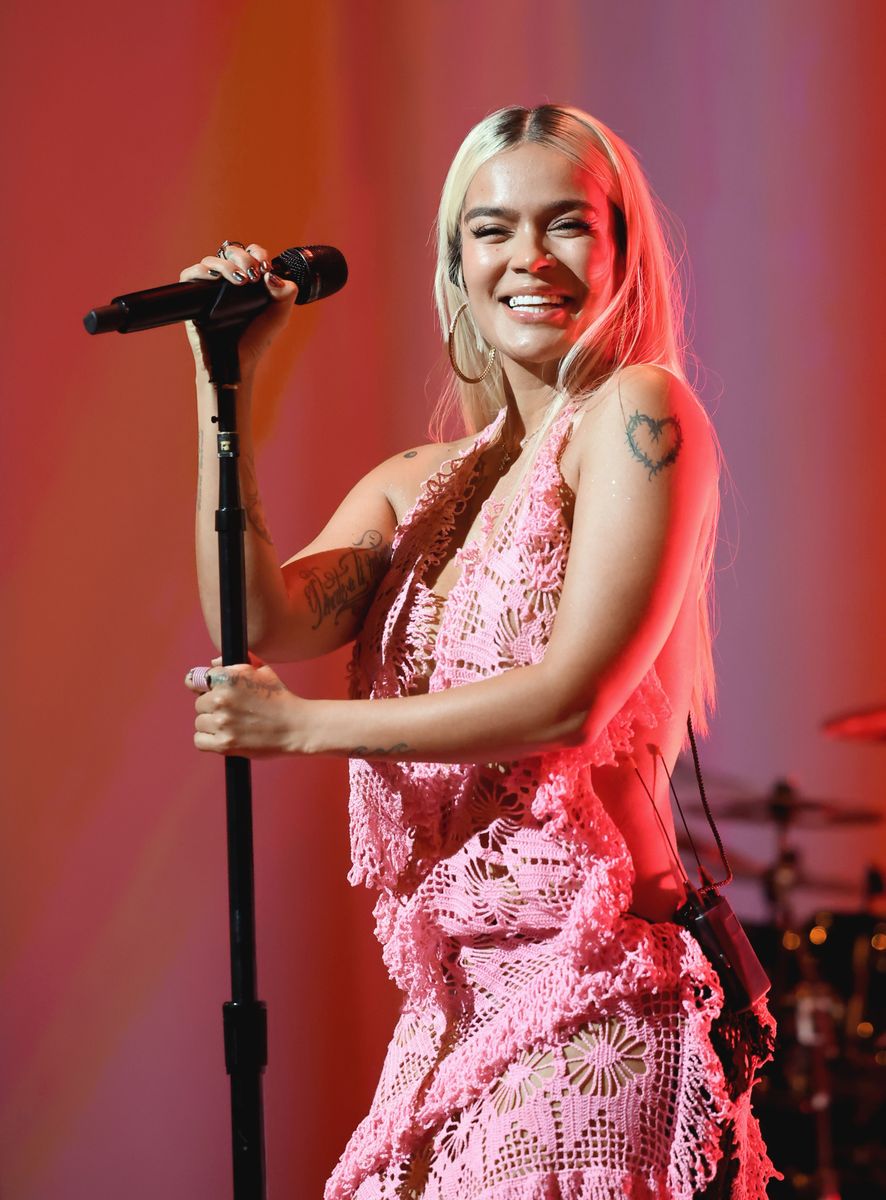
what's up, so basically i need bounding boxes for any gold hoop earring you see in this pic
[448,302,497,384]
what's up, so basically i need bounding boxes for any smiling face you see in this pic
[459,141,623,385]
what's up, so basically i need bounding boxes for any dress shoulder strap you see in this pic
[391,407,508,553]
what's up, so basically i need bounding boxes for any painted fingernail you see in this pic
[207,268,221,278]
[232,271,246,283]
[247,267,259,281]
[260,260,270,272]
[267,273,283,287]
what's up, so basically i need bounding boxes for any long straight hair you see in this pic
[431,104,718,731]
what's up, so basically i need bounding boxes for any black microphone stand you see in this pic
[82,245,347,1200]
[200,319,267,1200]
[82,243,345,1200]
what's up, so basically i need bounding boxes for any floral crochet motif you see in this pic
[563,1020,648,1097]
[490,1049,557,1115]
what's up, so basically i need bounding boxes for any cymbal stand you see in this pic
[762,785,841,1200]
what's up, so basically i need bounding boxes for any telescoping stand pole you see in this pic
[200,323,267,1200]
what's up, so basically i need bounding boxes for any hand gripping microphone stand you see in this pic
[84,246,347,1200]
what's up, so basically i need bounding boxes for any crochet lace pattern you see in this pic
[329,402,777,1200]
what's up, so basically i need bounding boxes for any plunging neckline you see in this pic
[398,400,580,692]
[350,401,582,701]
[407,402,579,609]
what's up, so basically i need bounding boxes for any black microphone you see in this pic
[83,244,348,335]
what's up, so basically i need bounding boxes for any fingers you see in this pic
[181,238,298,375]
[179,241,267,286]
[178,257,244,285]
[194,731,225,754]
[245,243,271,270]
[180,262,218,282]
[194,721,234,755]
[186,664,287,713]
[184,661,246,692]
[200,252,260,286]
[236,241,295,299]
[264,272,298,302]
[187,661,292,758]
[219,242,266,284]
[185,656,264,690]
[179,244,297,303]
[192,691,240,754]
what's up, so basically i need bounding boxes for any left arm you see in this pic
[188,367,717,761]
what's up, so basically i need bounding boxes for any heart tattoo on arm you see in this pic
[625,410,684,480]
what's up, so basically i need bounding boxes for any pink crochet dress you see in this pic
[327,403,776,1200]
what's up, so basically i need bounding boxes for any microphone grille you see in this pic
[275,245,348,305]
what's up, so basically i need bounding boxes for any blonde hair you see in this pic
[431,103,718,731]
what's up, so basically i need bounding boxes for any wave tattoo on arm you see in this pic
[349,742,410,758]
[299,529,391,630]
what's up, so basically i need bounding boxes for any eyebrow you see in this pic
[462,199,598,223]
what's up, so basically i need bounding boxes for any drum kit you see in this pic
[678,703,886,1200]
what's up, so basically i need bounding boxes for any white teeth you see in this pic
[507,294,567,308]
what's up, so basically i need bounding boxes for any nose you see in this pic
[511,224,554,272]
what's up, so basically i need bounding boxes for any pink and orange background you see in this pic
[2,2,885,1196]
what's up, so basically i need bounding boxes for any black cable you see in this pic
[685,713,733,887]
[630,756,691,886]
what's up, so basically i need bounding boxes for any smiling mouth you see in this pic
[501,293,572,310]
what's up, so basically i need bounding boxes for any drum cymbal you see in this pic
[674,834,858,892]
[711,799,881,827]
[670,759,752,798]
[822,705,886,743]
[686,780,881,827]
[674,833,760,877]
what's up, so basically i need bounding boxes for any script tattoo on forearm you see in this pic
[625,410,684,480]
[299,529,391,630]
[349,742,410,758]
[241,453,275,545]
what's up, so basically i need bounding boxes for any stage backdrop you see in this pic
[2,1,884,1197]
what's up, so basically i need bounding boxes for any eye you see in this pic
[552,219,593,234]
[469,225,509,239]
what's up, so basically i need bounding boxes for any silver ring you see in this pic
[189,666,213,692]
[217,239,246,260]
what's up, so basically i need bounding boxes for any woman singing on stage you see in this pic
[184,105,776,1199]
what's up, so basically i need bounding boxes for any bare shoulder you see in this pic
[372,433,476,525]
[571,363,717,489]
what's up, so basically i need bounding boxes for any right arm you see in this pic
[186,240,402,661]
